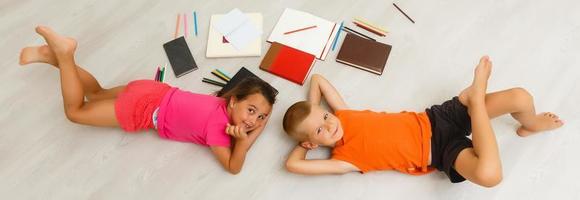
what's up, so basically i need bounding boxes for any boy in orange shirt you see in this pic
[283,56,563,187]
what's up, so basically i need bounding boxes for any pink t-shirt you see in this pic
[156,87,232,147]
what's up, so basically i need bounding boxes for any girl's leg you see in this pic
[34,26,118,127]
[20,45,125,101]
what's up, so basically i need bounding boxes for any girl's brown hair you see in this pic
[219,77,277,106]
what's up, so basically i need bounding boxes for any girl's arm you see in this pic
[285,145,358,175]
[210,119,268,174]
[308,74,348,111]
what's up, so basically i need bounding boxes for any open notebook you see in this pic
[207,12,262,57]
[267,8,339,60]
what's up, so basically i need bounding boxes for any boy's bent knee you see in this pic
[474,168,503,188]
[509,87,533,109]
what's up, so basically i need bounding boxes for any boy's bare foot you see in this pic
[516,112,564,137]
[19,45,58,66]
[458,56,492,106]
[35,26,77,57]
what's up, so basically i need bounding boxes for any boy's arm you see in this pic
[285,145,359,175]
[308,74,348,111]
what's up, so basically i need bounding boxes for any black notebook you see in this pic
[336,33,392,75]
[163,36,198,78]
[217,67,278,97]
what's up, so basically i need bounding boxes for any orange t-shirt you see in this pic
[331,110,433,175]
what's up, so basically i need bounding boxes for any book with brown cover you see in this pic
[336,33,392,75]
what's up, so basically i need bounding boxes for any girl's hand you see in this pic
[225,123,248,140]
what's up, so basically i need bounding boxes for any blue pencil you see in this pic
[331,21,344,51]
[193,11,198,36]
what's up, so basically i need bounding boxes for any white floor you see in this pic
[1,0,579,199]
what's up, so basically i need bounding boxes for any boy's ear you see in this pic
[300,141,318,150]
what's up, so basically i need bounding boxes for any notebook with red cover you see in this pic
[259,42,315,85]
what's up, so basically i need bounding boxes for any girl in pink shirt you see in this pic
[19,26,277,174]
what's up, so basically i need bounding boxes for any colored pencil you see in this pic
[215,69,231,80]
[154,66,160,81]
[161,63,167,82]
[175,14,181,38]
[202,78,226,87]
[342,26,376,41]
[160,65,165,82]
[354,18,388,33]
[184,13,188,38]
[331,22,344,51]
[211,71,230,83]
[193,11,198,36]
[393,3,415,24]
[354,18,386,32]
[284,25,317,35]
[354,21,386,36]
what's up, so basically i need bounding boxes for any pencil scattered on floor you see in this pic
[353,18,387,36]
[175,14,181,38]
[393,3,415,24]
[331,21,344,51]
[184,13,188,38]
[193,11,198,36]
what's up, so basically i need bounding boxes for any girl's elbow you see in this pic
[228,169,241,175]
[227,166,242,175]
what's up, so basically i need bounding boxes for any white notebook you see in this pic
[267,8,339,60]
[206,13,262,58]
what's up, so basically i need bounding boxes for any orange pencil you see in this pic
[174,14,181,38]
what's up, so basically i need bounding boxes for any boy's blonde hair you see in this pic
[283,101,311,141]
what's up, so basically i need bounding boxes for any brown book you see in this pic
[336,33,392,75]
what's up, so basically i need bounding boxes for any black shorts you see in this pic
[426,96,473,183]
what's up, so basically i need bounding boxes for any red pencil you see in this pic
[284,25,317,35]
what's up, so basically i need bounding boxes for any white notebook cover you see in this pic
[206,13,262,58]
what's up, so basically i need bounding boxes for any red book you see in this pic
[259,42,315,85]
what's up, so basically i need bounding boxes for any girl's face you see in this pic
[228,93,272,132]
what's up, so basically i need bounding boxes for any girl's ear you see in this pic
[229,96,238,108]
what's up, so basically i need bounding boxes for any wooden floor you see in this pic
[1,0,579,199]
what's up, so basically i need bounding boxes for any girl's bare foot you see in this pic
[516,112,564,137]
[35,26,77,57]
[19,45,58,66]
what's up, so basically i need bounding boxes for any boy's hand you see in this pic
[225,123,248,140]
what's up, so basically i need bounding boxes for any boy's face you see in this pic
[296,105,344,148]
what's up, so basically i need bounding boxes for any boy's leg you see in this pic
[452,56,502,187]
[459,87,564,137]
[20,45,125,101]
[35,26,118,127]
[453,56,564,187]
